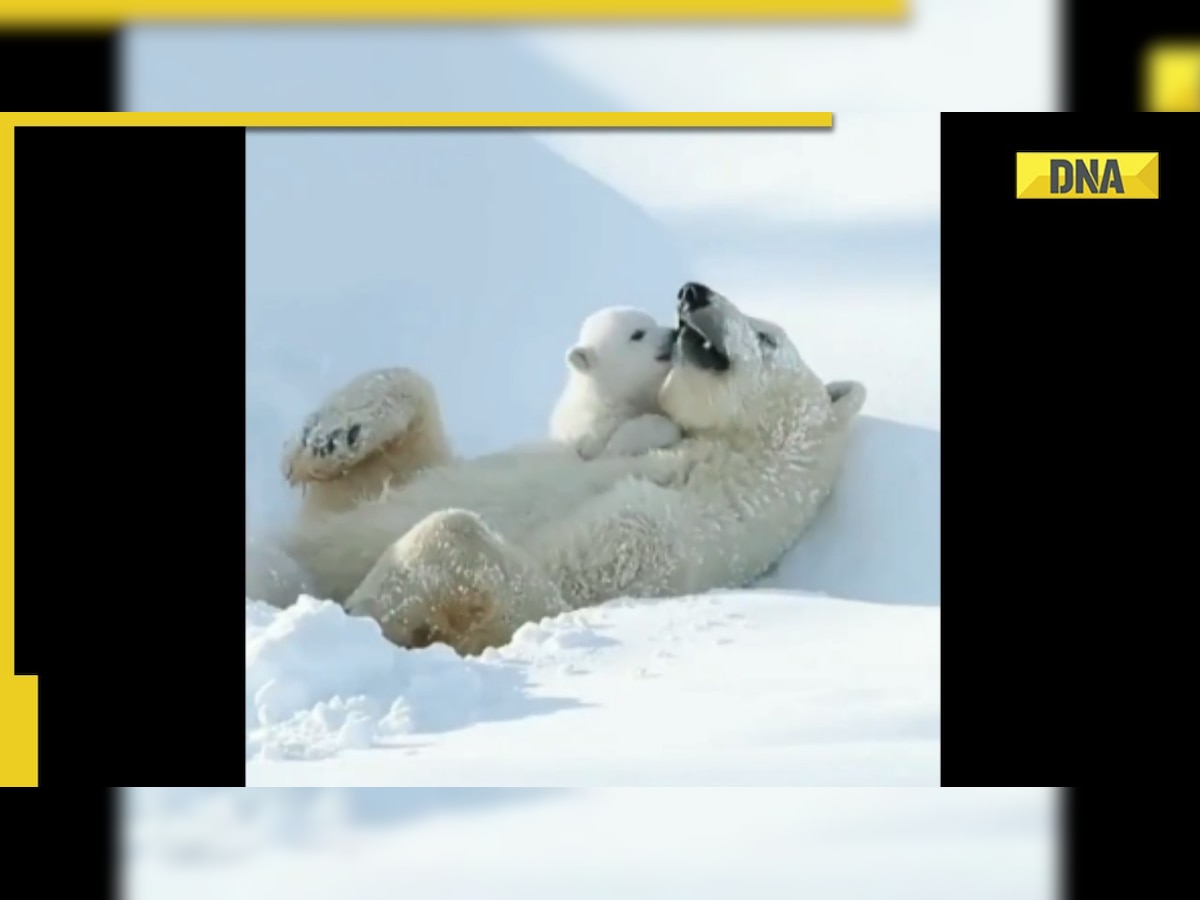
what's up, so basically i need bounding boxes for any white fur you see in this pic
[278,287,866,656]
[598,413,683,458]
[549,306,680,459]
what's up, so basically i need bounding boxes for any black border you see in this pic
[14,126,246,786]
[1066,0,1200,110]
[940,113,1194,787]
[3,788,116,895]
[0,28,117,112]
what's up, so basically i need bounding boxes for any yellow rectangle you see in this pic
[1015,152,1160,199]
[1142,40,1200,112]
[0,112,833,129]
[0,0,908,26]
[0,109,833,786]
[0,122,30,790]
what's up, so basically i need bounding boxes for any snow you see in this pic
[247,591,937,783]
[124,787,1055,900]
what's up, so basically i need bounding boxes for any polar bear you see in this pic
[278,282,866,656]
[549,306,682,460]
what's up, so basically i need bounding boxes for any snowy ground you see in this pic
[124,787,1056,900]
[248,590,937,784]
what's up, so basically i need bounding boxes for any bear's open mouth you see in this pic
[676,314,731,372]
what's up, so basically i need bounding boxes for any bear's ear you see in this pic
[567,345,597,372]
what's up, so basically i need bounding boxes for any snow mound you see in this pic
[245,598,573,761]
[760,415,940,605]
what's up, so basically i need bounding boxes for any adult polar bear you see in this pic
[279,283,866,655]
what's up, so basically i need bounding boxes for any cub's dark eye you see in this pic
[757,331,777,349]
[630,330,646,342]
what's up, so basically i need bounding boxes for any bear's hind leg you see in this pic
[344,509,567,656]
[283,367,452,510]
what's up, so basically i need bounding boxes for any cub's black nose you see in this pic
[678,281,713,311]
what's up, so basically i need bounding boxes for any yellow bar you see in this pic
[2,112,834,128]
[1,1,907,26]
[1142,40,1200,112]
[0,123,35,789]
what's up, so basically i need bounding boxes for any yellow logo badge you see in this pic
[1015,153,1159,199]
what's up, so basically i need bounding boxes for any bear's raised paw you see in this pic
[281,367,439,487]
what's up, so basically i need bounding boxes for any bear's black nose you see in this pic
[678,281,712,311]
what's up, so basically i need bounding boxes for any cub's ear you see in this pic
[567,345,597,372]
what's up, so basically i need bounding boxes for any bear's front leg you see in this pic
[344,509,568,656]
[283,367,452,507]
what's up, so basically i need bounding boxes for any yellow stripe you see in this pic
[0,123,33,788]
[1,112,833,128]
[2,1,907,26]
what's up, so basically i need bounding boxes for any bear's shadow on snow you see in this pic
[394,650,593,736]
[361,618,639,737]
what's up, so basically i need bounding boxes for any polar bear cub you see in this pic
[549,306,683,460]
